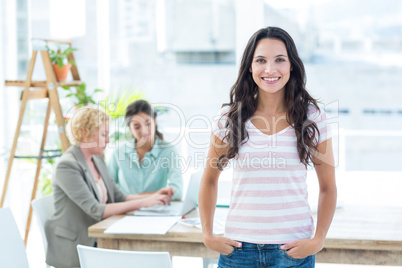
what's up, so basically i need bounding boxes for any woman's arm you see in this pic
[102,192,171,219]
[312,138,337,245]
[125,193,152,200]
[281,138,337,258]
[124,186,174,200]
[198,134,242,255]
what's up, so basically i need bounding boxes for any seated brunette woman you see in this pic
[108,100,183,200]
[44,106,172,268]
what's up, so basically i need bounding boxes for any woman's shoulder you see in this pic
[57,146,79,164]
[307,103,328,123]
[54,147,83,173]
[211,104,232,138]
[213,104,232,126]
[307,103,325,116]
[216,104,231,117]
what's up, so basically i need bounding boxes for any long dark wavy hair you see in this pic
[217,26,320,170]
[125,100,164,141]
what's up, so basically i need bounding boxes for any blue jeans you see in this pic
[218,242,315,268]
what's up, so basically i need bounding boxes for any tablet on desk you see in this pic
[135,171,201,216]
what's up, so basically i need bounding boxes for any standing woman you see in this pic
[45,106,172,268]
[108,100,183,200]
[198,26,337,268]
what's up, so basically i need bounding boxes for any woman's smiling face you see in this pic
[250,38,292,95]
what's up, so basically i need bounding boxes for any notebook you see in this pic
[134,171,201,216]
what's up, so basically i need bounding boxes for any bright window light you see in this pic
[49,0,86,38]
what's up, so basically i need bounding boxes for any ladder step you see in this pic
[14,149,62,159]
[5,80,47,87]
[14,155,62,159]
[20,89,48,100]
[5,80,82,88]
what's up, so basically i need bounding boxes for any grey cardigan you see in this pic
[45,146,127,268]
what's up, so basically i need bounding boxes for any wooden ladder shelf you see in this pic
[0,39,81,245]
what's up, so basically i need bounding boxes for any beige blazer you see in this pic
[45,146,127,268]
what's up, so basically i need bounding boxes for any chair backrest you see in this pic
[77,245,172,268]
[0,208,30,268]
[31,194,54,252]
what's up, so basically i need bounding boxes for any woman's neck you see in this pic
[135,137,155,153]
[80,147,94,162]
[256,90,286,115]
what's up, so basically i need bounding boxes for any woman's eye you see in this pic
[256,59,265,63]
[276,58,285,62]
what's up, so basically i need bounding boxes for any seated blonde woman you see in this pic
[45,106,173,268]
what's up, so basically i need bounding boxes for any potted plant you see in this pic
[46,45,77,81]
[62,82,103,109]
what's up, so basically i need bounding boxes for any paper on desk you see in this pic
[179,207,228,234]
[180,217,225,234]
[104,216,181,235]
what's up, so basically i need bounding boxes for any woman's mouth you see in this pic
[262,77,280,82]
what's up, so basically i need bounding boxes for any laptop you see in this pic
[134,171,201,216]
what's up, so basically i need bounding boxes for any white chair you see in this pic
[31,194,54,268]
[0,208,30,268]
[203,258,218,268]
[77,245,172,268]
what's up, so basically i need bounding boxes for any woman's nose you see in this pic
[265,62,274,73]
[142,125,149,134]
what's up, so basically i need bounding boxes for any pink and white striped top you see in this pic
[212,105,331,244]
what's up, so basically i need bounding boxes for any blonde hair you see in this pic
[66,105,109,146]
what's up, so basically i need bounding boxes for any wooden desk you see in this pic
[88,206,402,266]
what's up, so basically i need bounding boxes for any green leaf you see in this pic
[56,58,64,69]
[63,47,78,55]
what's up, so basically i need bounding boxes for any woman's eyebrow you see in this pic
[254,54,288,58]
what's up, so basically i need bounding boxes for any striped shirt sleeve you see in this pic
[307,105,332,146]
[212,105,230,143]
